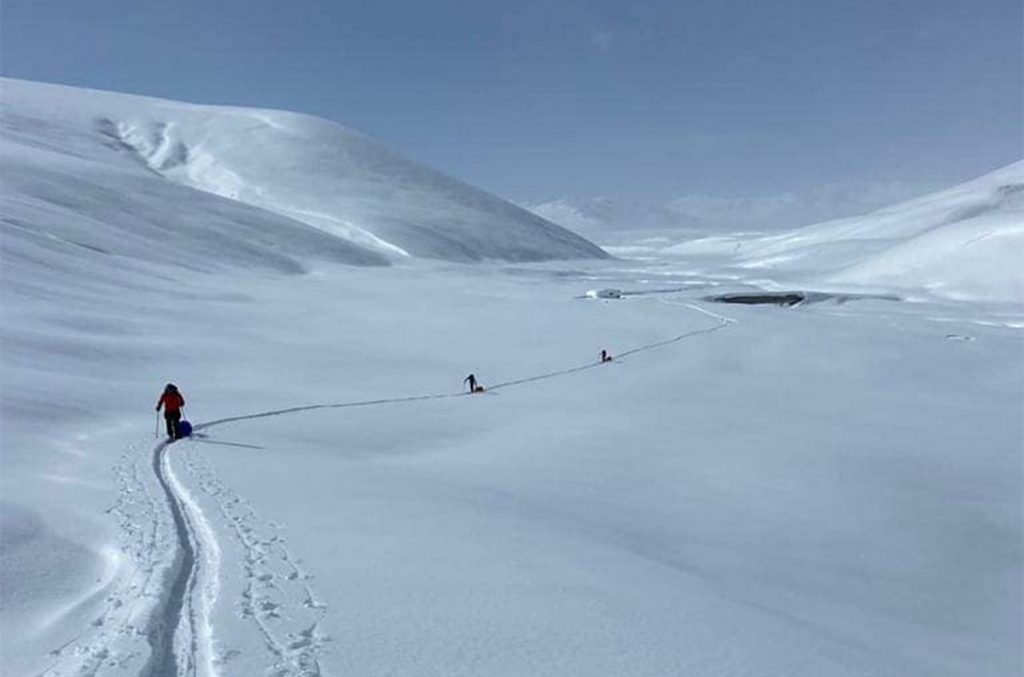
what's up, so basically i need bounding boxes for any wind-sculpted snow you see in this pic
[0,78,606,265]
[0,105,391,280]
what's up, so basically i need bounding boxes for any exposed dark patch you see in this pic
[710,292,807,307]
[94,117,160,174]
[706,291,901,307]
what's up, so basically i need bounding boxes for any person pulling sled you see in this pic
[600,349,613,363]
[464,373,485,393]
[156,383,186,439]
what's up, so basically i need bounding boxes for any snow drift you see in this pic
[670,162,1024,303]
[0,78,606,267]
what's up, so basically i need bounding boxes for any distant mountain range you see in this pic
[527,181,940,245]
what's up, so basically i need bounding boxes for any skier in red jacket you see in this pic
[156,383,186,439]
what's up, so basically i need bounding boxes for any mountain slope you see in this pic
[1,110,391,287]
[0,78,606,266]
[529,197,712,239]
[669,161,1024,302]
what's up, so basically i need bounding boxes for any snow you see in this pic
[667,162,1024,304]
[1,79,1022,677]
[528,197,713,248]
[1,78,606,265]
[527,182,937,251]
[585,288,623,299]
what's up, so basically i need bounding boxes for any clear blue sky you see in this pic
[1,0,1021,205]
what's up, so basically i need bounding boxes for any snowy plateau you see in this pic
[0,78,1021,677]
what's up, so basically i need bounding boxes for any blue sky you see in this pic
[2,0,1021,211]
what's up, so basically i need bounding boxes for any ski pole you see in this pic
[155,411,160,438]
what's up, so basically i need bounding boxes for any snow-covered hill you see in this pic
[528,182,936,248]
[0,78,606,267]
[528,197,712,241]
[670,161,1024,303]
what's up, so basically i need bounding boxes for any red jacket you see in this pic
[158,391,185,413]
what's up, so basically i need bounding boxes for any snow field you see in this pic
[170,269,1021,677]
[1,77,1021,677]
[4,257,1021,676]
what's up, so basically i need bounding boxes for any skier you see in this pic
[600,349,613,363]
[464,373,481,393]
[156,383,186,439]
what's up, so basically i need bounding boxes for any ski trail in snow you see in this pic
[161,445,221,677]
[141,439,220,677]
[491,300,733,389]
[60,438,316,677]
[197,299,735,429]
[195,393,461,431]
[615,298,736,358]
[60,296,731,677]
[483,299,733,387]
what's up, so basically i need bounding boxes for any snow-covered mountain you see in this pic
[528,182,936,247]
[528,197,711,242]
[666,180,936,232]
[0,78,606,268]
[670,161,1024,303]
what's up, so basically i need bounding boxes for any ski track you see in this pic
[50,296,732,676]
[158,444,221,677]
[196,299,735,429]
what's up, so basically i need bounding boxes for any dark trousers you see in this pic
[165,410,181,439]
